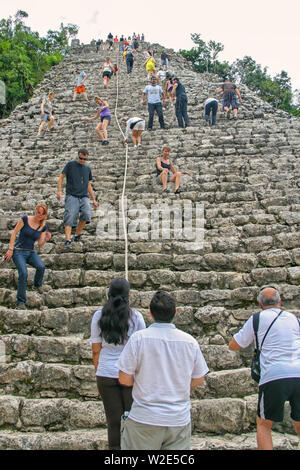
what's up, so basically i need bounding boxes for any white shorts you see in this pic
[132,121,145,131]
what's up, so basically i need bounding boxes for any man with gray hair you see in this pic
[228,286,300,450]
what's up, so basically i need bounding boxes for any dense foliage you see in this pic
[0,11,78,118]
[180,33,300,116]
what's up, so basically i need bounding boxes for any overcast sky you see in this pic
[2,0,300,90]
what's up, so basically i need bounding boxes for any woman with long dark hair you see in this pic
[90,278,145,450]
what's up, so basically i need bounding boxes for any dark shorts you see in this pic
[257,377,300,422]
[100,116,111,123]
[222,93,239,110]
[103,71,112,79]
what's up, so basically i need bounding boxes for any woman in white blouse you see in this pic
[90,278,146,450]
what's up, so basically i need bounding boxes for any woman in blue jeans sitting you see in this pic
[4,203,51,309]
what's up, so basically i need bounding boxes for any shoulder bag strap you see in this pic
[260,310,283,351]
[252,311,260,350]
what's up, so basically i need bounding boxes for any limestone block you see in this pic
[0,396,21,426]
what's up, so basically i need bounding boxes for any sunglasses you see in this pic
[79,156,88,160]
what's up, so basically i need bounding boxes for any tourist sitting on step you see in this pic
[204,97,219,126]
[171,77,190,128]
[4,203,51,310]
[123,117,145,148]
[117,290,208,450]
[37,92,55,136]
[73,67,88,102]
[99,58,114,89]
[57,148,98,249]
[84,96,111,145]
[142,76,167,131]
[90,278,146,450]
[156,146,182,194]
[217,79,242,119]
[229,286,300,450]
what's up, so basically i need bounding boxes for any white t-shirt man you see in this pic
[143,84,163,104]
[117,322,209,426]
[234,308,300,385]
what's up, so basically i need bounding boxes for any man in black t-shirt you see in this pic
[57,149,98,248]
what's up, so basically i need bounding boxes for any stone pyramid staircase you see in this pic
[0,40,300,450]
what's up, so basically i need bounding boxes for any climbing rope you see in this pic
[113,47,129,281]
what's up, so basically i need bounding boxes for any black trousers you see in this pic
[96,376,133,450]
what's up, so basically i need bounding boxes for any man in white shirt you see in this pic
[117,291,209,450]
[229,286,300,450]
[142,76,166,131]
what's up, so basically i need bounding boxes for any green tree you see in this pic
[0,11,78,118]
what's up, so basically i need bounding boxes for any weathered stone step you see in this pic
[0,362,260,400]
[0,429,108,450]
[190,431,300,450]
[0,394,297,436]
[0,428,298,450]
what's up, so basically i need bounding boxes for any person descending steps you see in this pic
[57,148,98,248]
[85,96,111,145]
[37,92,55,136]
[73,67,88,102]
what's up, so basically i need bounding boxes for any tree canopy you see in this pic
[0,11,78,118]
[180,34,299,116]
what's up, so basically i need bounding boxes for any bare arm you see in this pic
[170,161,176,175]
[92,343,102,371]
[41,99,46,115]
[191,376,205,388]
[88,181,98,209]
[228,337,242,351]
[119,370,134,387]
[235,88,242,102]
[217,87,223,95]
[156,157,165,172]
[4,219,24,260]
[57,173,65,200]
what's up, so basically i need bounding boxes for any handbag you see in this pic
[251,310,283,383]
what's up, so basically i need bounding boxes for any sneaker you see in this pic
[74,234,82,243]
[16,303,26,310]
[226,110,231,119]
[137,143,141,147]
[147,128,152,132]
[163,188,169,193]
[174,189,182,195]
[65,239,72,248]
[133,145,137,149]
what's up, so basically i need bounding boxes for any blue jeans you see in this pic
[205,100,218,125]
[147,102,165,129]
[175,94,190,128]
[12,250,45,304]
